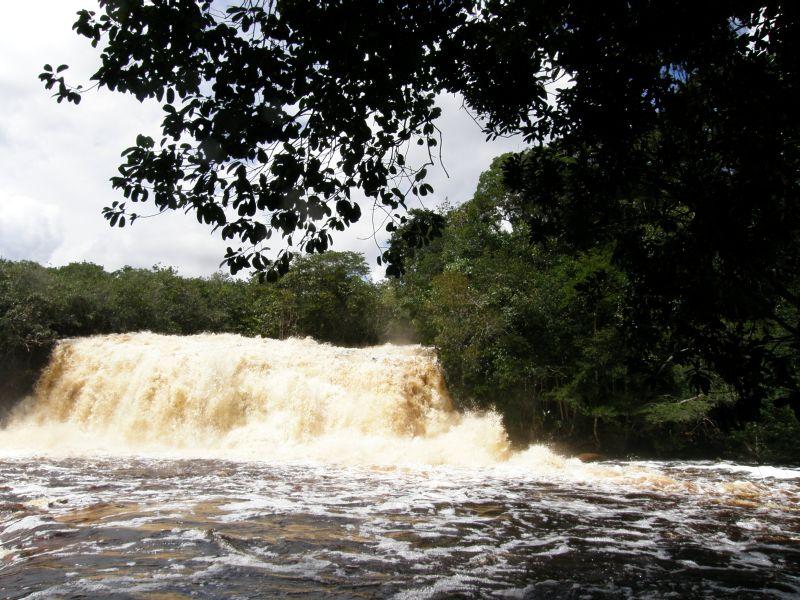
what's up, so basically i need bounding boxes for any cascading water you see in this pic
[0,332,512,465]
[1,333,799,598]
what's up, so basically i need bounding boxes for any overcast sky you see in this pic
[0,1,525,278]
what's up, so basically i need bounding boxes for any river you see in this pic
[1,333,798,598]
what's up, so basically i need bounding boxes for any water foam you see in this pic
[5,333,793,498]
[0,333,515,466]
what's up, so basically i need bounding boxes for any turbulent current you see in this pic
[0,333,798,598]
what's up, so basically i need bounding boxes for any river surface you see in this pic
[1,456,799,599]
[1,334,799,597]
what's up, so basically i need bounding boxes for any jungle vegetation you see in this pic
[384,157,800,463]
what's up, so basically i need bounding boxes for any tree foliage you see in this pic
[42,0,462,277]
[249,251,380,344]
[497,5,800,419]
[388,159,684,448]
[43,2,797,271]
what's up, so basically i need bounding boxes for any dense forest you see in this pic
[3,157,798,463]
[386,156,800,464]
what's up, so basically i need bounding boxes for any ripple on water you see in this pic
[1,457,799,599]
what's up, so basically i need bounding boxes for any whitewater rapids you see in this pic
[0,332,518,466]
[0,332,790,491]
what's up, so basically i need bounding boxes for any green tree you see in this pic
[268,252,380,346]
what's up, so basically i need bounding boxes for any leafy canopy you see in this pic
[43,0,462,278]
[43,1,795,276]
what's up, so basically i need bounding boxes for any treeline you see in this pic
[383,156,800,464]
[0,252,382,415]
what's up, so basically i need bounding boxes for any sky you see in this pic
[0,1,525,279]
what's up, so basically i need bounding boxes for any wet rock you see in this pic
[576,453,604,463]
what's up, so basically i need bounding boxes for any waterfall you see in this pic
[0,333,514,465]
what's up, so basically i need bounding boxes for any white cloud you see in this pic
[0,2,525,279]
[0,193,63,263]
